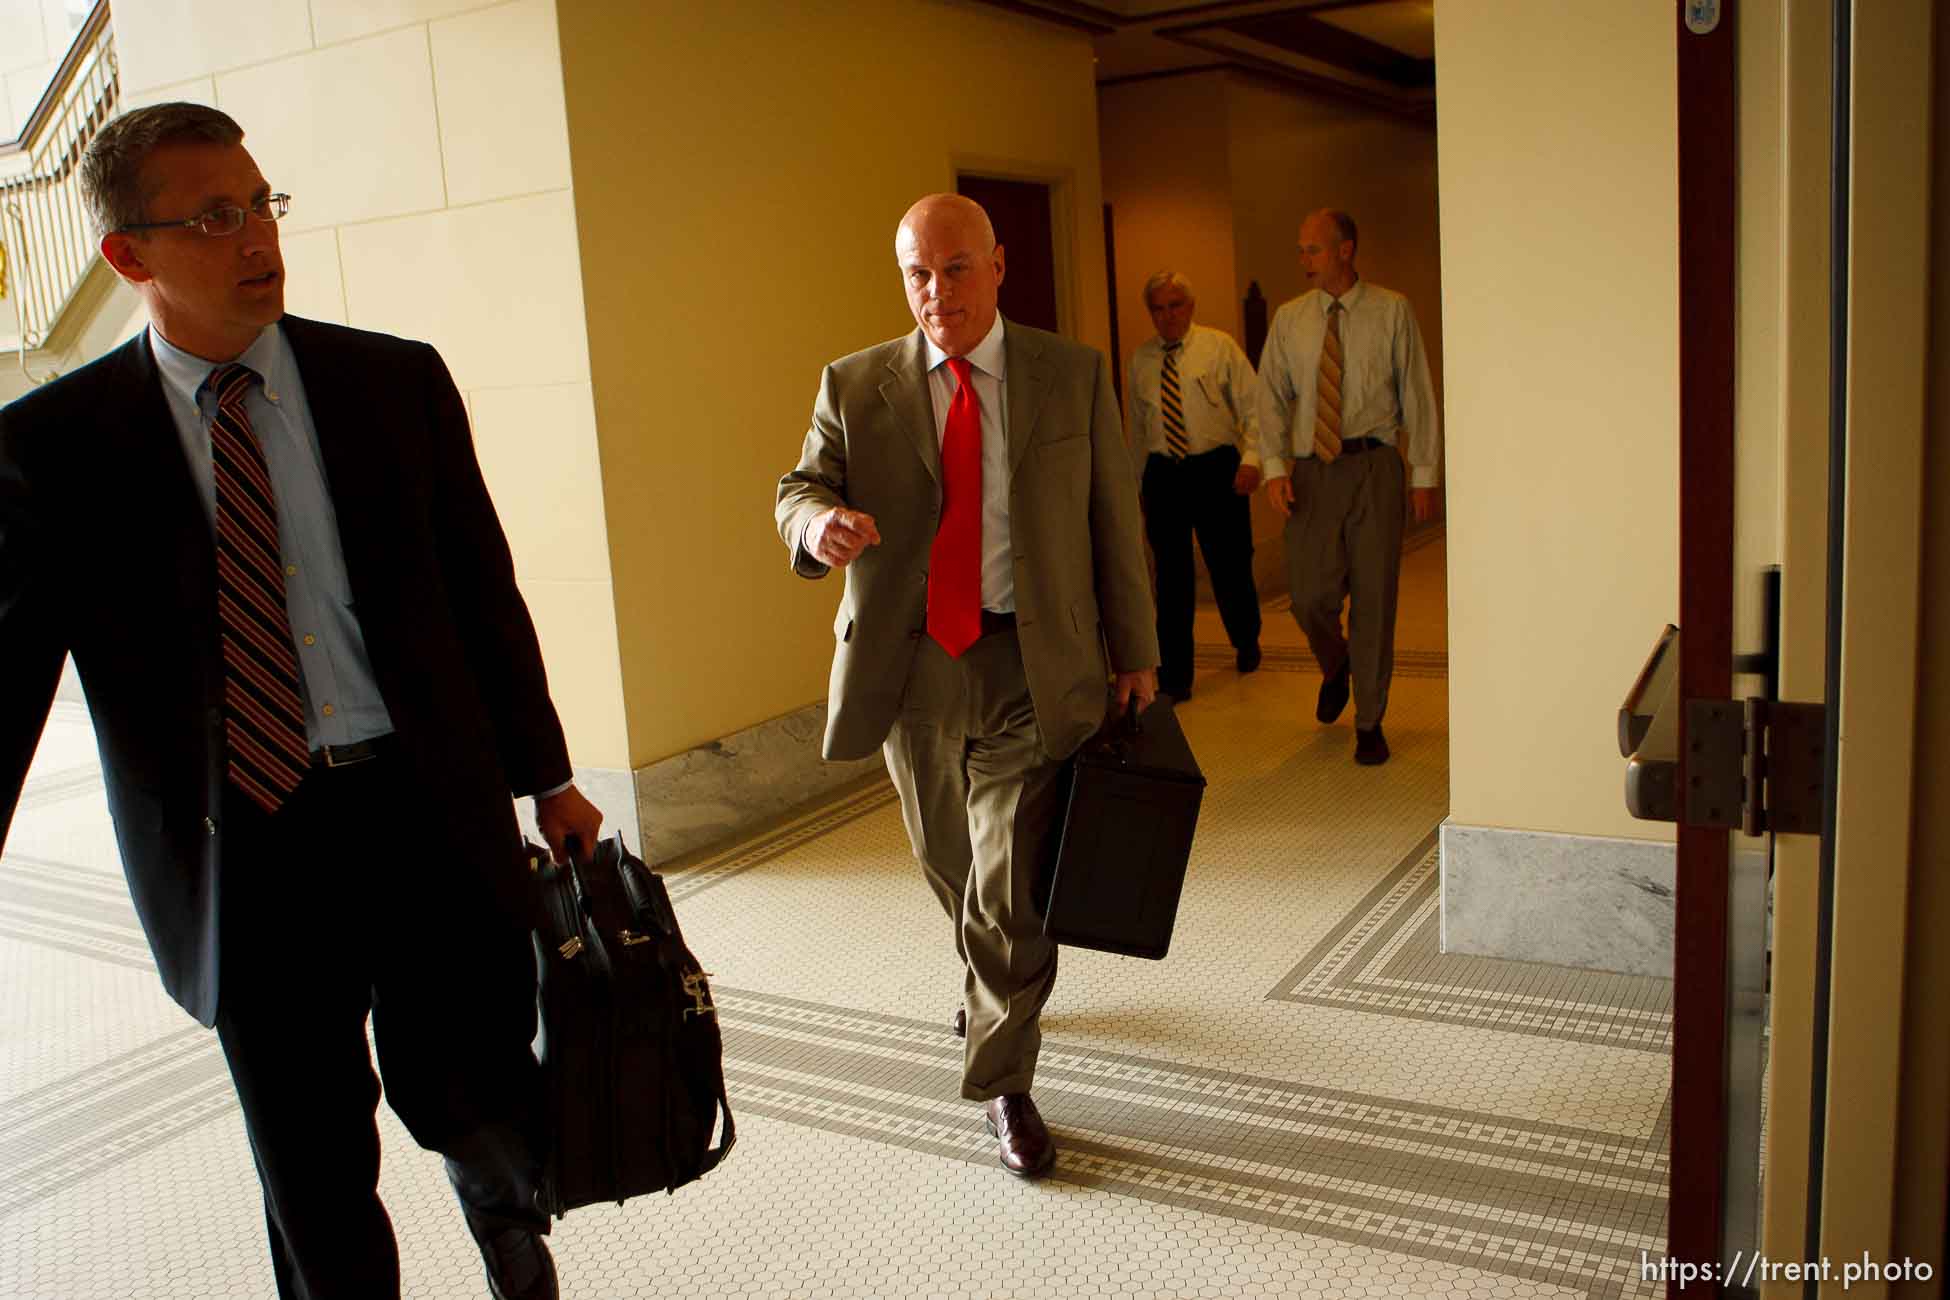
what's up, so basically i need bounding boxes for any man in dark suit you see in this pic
[0,103,600,1299]
[776,194,1157,1179]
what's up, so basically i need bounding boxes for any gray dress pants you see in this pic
[1282,446,1407,731]
[883,625,1066,1102]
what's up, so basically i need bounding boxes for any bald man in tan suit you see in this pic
[777,194,1158,1178]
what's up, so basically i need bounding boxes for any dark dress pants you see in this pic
[1142,446,1262,695]
[212,751,546,1299]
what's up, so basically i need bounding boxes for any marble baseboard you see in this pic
[1438,819,1675,978]
[630,700,884,866]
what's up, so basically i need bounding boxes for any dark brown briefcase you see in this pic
[1042,696,1205,960]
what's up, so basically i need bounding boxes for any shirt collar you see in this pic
[1321,278,1366,315]
[1154,324,1196,353]
[148,322,288,408]
[924,311,1008,382]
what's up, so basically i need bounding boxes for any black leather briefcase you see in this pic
[1042,696,1205,960]
[528,835,735,1216]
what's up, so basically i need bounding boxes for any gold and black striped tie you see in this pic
[1313,301,1344,464]
[1160,340,1189,459]
[207,363,311,812]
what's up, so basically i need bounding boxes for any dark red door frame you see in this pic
[1671,0,1739,1292]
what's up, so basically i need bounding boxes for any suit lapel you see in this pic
[1003,320,1051,479]
[879,327,939,483]
[106,334,214,578]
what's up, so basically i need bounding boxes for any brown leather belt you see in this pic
[310,734,397,768]
[1336,436,1386,454]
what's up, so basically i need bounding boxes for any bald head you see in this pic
[895,193,1005,356]
[896,193,996,257]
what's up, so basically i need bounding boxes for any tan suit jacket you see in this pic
[777,319,1157,764]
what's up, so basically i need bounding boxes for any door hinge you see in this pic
[1684,698,1826,835]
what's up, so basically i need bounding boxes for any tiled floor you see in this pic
[1,533,1672,1298]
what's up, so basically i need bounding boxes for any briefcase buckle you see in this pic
[681,969,717,1019]
[618,929,651,947]
[557,935,584,960]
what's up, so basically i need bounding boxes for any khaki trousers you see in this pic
[883,627,1065,1102]
[1283,447,1406,731]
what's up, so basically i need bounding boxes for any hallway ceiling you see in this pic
[976,0,1436,119]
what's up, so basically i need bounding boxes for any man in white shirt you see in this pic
[1126,272,1263,701]
[1256,209,1440,766]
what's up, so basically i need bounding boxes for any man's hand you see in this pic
[1265,472,1297,518]
[806,507,881,568]
[1233,463,1262,496]
[1113,667,1158,715]
[535,784,603,865]
[1410,487,1437,523]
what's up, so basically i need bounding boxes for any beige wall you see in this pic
[0,0,82,137]
[1434,0,1676,842]
[1098,71,1241,365]
[559,0,1111,766]
[104,0,630,770]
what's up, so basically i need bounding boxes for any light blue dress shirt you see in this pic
[149,323,393,750]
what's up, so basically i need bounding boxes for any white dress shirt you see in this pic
[923,313,1014,612]
[1125,322,1260,466]
[1255,279,1441,488]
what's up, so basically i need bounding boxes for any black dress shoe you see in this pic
[479,1228,558,1300]
[1316,662,1351,724]
[1159,683,1192,703]
[983,1094,1056,1178]
[951,1006,966,1038]
[1355,725,1390,766]
[1236,645,1262,674]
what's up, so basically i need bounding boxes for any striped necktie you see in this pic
[206,363,311,812]
[1160,340,1189,459]
[1312,301,1344,464]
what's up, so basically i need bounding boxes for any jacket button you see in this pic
[203,817,217,835]
[908,628,924,639]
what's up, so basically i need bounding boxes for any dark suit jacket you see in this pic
[0,316,570,1026]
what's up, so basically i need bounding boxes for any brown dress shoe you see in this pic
[951,1007,966,1038]
[983,1094,1056,1178]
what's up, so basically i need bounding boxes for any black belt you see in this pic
[1333,436,1387,455]
[310,734,397,769]
[979,609,1017,637]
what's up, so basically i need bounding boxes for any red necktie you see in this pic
[927,356,982,657]
[207,363,311,812]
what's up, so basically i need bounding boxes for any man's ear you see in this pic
[99,232,154,285]
[993,242,1006,288]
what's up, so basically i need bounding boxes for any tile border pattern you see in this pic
[1270,833,1676,1054]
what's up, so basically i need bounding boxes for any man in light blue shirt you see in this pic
[1257,209,1442,766]
[0,103,597,1299]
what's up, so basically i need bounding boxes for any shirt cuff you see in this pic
[1408,467,1439,490]
[1263,456,1290,479]
[534,780,574,801]
[1239,448,1262,469]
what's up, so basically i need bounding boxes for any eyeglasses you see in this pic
[118,193,292,237]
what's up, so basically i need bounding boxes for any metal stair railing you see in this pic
[0,2,119,386]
